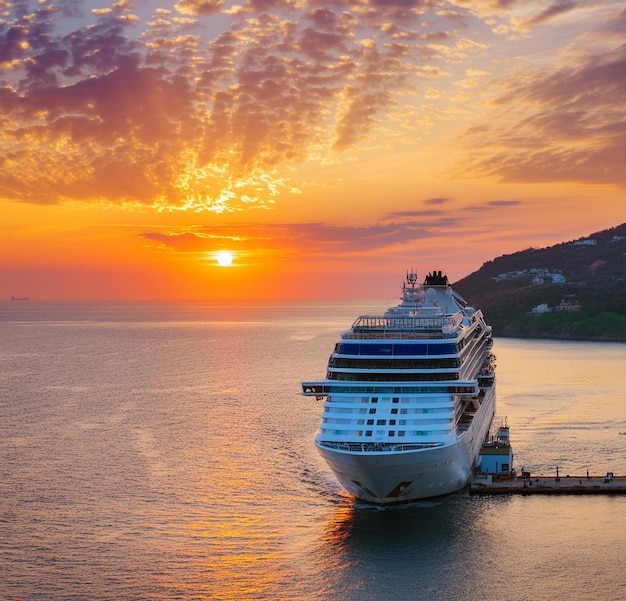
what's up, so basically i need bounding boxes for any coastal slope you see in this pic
[453,223,626,341]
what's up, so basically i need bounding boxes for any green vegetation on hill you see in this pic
[453,223,626,341]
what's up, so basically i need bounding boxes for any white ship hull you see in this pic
[303,270,497,504]
[317,387,495,503]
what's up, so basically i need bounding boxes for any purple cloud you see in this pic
[460,9,626,188]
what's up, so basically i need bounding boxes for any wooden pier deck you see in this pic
[470,475,626,495]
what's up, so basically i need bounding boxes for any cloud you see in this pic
[0,0,503,210]
[524,1,579,27]
[139,216,458,258]
[462,199,523,212]
[460,6,626,188]
[174,0,223,16]
[129,198,528,264]
[137,200,532,258]
[138,192,535,261]
[2,0,622,213]
[487,200,521,207]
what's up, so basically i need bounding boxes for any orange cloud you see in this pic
[174,0,223,16]
[0,0,549,212]
[137,198,529,261]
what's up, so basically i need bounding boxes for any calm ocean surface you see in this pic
[1,300,625,601]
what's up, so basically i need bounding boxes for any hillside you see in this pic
[453,223,626,341]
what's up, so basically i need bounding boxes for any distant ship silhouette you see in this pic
[10,295,30,301]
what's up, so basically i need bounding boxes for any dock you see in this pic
[470,474,626,495]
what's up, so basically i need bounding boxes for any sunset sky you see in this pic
[1,0,624,300]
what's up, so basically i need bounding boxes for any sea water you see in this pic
[1,300,625,601]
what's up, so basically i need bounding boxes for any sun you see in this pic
[216,251,233,267]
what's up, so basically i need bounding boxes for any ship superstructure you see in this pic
[302,270,496,503]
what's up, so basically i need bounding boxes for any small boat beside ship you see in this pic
[302,270,496,503]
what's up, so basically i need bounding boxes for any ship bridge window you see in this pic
[338,343,360,354]
[393,397,399,403]
[337,342,458,356]
[391,408,398,414]
[398,431,406,436]
[376,419,386,425]
[389,419,396,425]
[393,342,457,355]
[369,408,377,414]
[389,431,395,437]
[366,431,373,436]
[367,419,374,425]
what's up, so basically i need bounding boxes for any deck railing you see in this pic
[344,314,462,340]
[318,441,444,453]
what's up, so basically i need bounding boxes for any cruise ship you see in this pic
[302,270,496,503]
